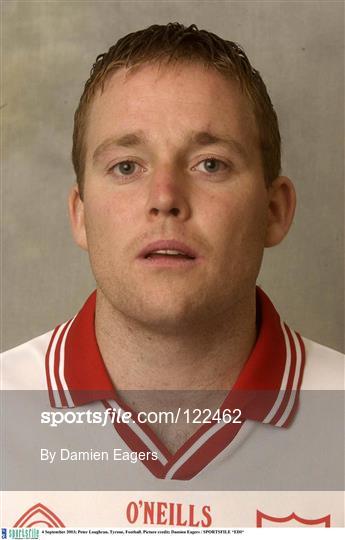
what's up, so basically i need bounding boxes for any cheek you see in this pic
[83,192,135,242]
[211,192,268,288]
[84,201,110,242]
[202,188,268,249]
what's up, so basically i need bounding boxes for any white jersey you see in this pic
[1,288,344,528]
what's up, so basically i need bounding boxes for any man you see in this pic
[2,23,343,529]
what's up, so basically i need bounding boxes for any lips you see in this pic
[138,240,197,260]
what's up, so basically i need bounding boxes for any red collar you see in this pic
[45,287,305,480]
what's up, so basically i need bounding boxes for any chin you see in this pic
[98,277,231,332]
[121,292,206,333]
[136,299,198,331]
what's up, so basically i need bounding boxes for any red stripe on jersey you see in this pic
[232,290,287,390]
[270,323,297,426]
[168,421,245,480]
[280,331,305,427]
[64,292,115,405]
[165,421,216,466]
[45,325,61,407]
[53,321,72,408]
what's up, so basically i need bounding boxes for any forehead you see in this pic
[85,62,259,157]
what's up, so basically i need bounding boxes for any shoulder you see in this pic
[302,336,344,390]
[1,330,54,390]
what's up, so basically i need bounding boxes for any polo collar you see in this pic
[45,288,305,480]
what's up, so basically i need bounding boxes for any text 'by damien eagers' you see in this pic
[40,448,158,463]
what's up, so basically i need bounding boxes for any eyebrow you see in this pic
[92,129,248,165]
[190,131,248,162]
[92,131,147,164]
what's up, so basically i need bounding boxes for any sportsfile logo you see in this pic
[3,530,39,539]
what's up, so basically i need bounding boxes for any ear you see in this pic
[265,176,296,247]
[68,185,88,251]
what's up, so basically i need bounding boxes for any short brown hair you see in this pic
[72,23,281,196]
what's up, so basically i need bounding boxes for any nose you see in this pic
[145,166,191,221]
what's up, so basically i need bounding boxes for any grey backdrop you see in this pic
[2,0,344,352]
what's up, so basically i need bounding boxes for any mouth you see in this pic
[145,248,195,261]
[138,240,199,267]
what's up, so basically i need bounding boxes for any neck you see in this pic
[95,289,257,392]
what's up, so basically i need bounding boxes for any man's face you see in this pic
[74,62,273,331]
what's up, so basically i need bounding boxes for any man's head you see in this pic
[69,23,295,333]
[72,23,281,198]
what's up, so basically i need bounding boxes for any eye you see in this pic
[194,158,228,174]
[110,160,139,176]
